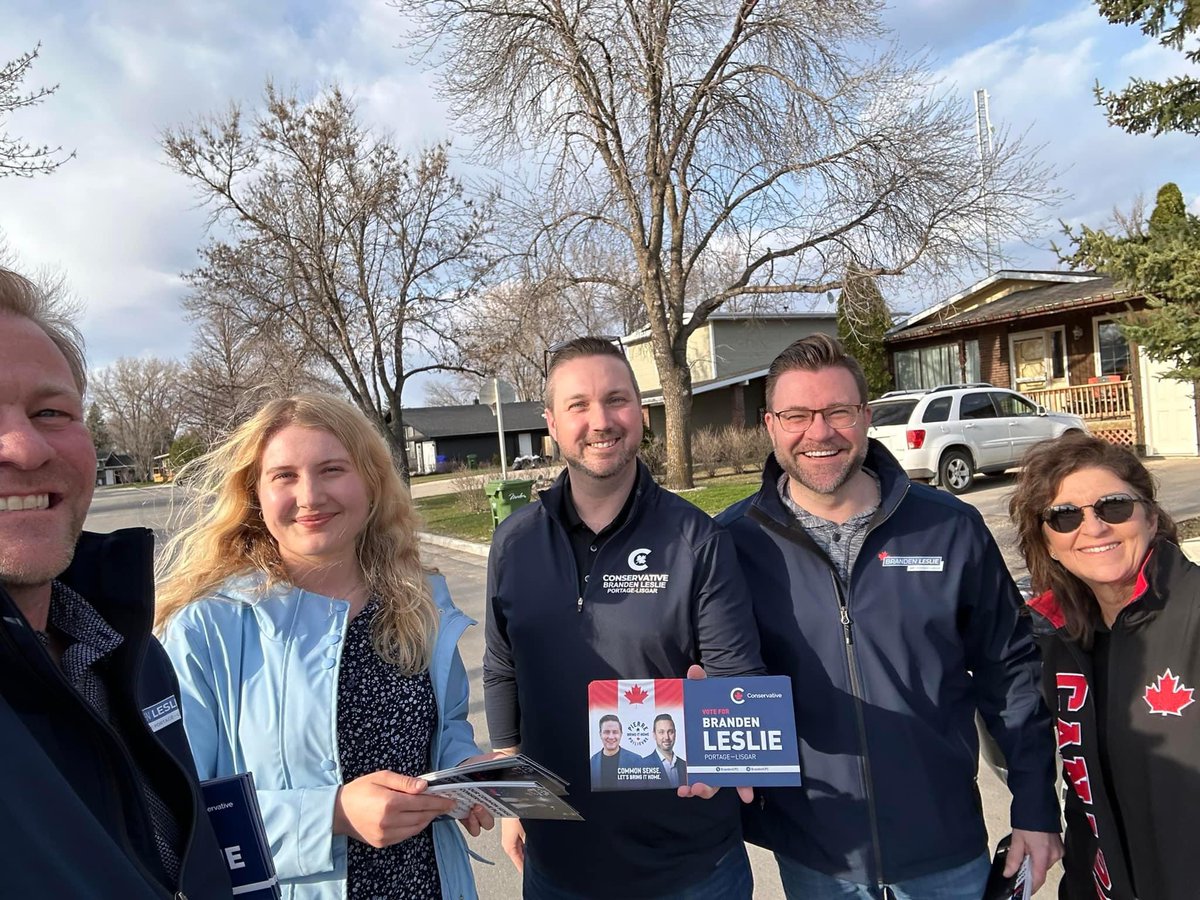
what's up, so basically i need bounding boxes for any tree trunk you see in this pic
[659,359,694,489]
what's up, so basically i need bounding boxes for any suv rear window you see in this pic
[869,399,919,427]
[922,396,952,423]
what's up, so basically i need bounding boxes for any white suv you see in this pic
[867,384,1087,494]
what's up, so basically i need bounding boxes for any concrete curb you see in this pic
[1182,539,1200,565]
[418,531,491,559]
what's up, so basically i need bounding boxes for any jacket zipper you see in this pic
[748,477,907,890]
[831,572,885,892]
[563,484,642,615]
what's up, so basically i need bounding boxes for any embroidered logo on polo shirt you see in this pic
[603,547,669,594]
[876,551,944,572]
[1144,668,1195,717]
[142,695,183,732]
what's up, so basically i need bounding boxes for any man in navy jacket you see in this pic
[717,334,1061,899]
[0,267,231,898]
[484,337,763,899]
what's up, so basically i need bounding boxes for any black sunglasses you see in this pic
[1040,493,1147,534]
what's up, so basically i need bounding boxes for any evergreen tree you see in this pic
[1060,182,1200,382]
[1093,0,1200,135]
[85,402,114,458]
[836,267,894,399]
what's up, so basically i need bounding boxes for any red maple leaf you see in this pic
[1144,669,1195,717]
[877,551,889,561]
[623,684,649,705]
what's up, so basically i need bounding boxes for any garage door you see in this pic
[1139,348,1199,456]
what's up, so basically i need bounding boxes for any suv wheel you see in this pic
[938,449,974,494]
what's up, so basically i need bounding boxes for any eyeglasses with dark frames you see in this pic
[768,404,864,433]
[1040,493,1147,534]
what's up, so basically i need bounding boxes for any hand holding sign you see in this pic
[676,665,755,803]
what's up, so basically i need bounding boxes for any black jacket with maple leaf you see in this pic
[1028,538,1200,900]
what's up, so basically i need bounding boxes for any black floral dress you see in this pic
[336,599,441,899]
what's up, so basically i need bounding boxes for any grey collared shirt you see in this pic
[777,472,880,587]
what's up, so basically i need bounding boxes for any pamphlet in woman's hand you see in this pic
[420,754,583,820]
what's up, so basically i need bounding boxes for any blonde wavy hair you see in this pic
[155,393,437,674]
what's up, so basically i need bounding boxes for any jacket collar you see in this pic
[540,458,654,528]
[56,528,155,641]
[1026,538,1188,632]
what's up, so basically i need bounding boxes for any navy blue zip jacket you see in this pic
[717,443,1059,886]
[0,528,232,899]
[484,461,764,897]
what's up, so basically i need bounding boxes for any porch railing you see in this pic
[1024,380,1133,421]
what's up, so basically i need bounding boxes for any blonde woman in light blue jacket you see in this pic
[156,394,493,900]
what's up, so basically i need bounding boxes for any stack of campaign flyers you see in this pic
[201,772,281,899]
[587,675,801,791]
[420,755,583,821]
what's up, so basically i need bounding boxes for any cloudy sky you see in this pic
[1,0,1197,397]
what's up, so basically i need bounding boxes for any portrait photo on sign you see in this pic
[587,679,688,791]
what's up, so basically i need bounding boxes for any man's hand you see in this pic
[333,770,456,848]
[1008,829,1063,893]
[501,817,526,873]
[676,664,754,804]
[459,803,495,837]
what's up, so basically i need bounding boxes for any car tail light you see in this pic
[906,429,926,449]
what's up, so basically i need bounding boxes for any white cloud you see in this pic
[0,0,450,370]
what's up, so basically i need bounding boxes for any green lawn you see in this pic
[670,473,760,515]
[416,471,762,544]
[415,494,494,543]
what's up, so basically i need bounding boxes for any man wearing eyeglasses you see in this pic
[717,334,1062,900]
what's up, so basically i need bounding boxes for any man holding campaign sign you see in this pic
[484,337,764,899]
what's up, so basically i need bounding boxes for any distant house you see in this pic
[96,452,137,486]
[401,402,551,475]
[884,270,1200,456]
[622,310,839,436]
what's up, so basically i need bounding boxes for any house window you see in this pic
[1096,319,1130,377]
[893,339,980,390]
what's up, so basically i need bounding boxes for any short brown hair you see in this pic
[1009,430,1177,645]
[765,333,868,408]
[544,336,639,409]
[0,267,87,394]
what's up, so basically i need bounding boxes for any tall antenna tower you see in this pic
[973,88,997,271]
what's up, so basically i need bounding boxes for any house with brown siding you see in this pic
[884,271,1199,456]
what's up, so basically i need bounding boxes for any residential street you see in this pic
[82,454,1200,898]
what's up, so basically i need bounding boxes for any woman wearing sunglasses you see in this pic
[1009,430,1198,900]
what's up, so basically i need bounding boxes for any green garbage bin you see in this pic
[485,478,536,528]
[466,453,478,469]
